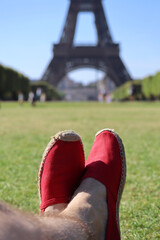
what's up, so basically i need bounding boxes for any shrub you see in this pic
[0,64,30,100]
[113,72,160,101]
[142,72,160,100]
[142,76,154,99]
[152,72,160,99]
[112,80,142,101]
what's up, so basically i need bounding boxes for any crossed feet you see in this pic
[38,129,126,240]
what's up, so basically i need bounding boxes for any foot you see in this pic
[82,129,126,240]
[38,130,85,213]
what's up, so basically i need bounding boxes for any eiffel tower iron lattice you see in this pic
[42,0,131,87]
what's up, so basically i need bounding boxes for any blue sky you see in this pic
[0,0,160,84]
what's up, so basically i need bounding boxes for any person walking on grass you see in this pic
[28,91,36,106]
[18,91,24,105]
[0,129,126,240]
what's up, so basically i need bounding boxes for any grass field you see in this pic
[0,101,160,239]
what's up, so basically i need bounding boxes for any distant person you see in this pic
[28,91,36,106]
[98,93,103,102]
[106,93,112,103]
[36,88,42,101]
[98,88,107,102]
[0,129,126,240]
[102,90,107,102]
[40,92,46,102]
[18,91,24,105]
[128,84,135,100]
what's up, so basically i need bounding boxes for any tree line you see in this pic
[113,72,160,101]
[0,64,63,101]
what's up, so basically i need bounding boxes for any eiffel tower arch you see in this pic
[42,0,131,88]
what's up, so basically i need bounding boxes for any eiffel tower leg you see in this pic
[60,4,78,45]
[106,57,131,86]
[94,2,113,45]
[42,59,66,86]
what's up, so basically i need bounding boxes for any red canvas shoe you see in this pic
[38,130,85,213]
[82,129,126,240]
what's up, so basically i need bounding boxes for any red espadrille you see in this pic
[82,129,126,240]
[38,130,85,213]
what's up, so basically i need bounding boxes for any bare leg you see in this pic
[61,178,108,240]
[0,202,45,240]
[0,178,107,240]
[0,202,89,240]
[44,203,67,215]
[39,215,90,240]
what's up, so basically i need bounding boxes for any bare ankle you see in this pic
[44,203,67,216]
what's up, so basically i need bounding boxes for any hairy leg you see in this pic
[44,203,67,215]
[0,202,89,240]
[0,179,107,240]
[0,202,45,240]
[60,178,108,240]
[39,215,91,240]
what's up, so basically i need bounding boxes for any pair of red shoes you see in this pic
[38,129,126,240]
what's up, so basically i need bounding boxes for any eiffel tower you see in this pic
[42,0,131,87]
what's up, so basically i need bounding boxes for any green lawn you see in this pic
[0,101,160,239]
